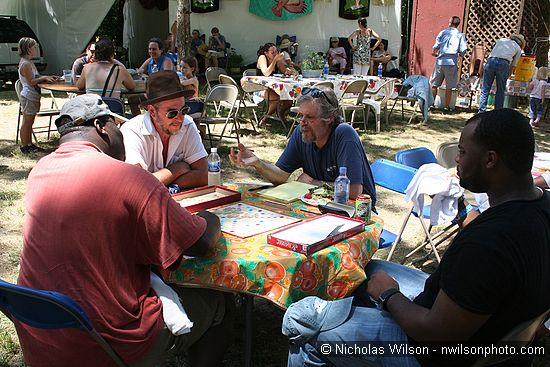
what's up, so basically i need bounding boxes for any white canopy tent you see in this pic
[0,0,402,75]
[168,0,402,69]
[0,0,114,75]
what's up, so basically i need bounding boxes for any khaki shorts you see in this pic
[20,96,41,115]
[130,287,233,366]
[430,64,458,89]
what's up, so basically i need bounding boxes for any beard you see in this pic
[301,129,315,144]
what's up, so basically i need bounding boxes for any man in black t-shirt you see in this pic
[284,108,550,367]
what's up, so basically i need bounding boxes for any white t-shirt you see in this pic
[121,112,207,173]
[489,38,522,67]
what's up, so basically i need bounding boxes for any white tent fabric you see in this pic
[123,0,135,64]
[0,0,114,75]
[168,0,402,68]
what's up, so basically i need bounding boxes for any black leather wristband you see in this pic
[379,288,402,311]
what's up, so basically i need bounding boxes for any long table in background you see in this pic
[241,74,397,101]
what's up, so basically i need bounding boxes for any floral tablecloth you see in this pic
[164,183,383,309]
[241,75,397,101]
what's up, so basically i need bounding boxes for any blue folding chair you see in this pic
[395,147,438,169]
[0,279,127,367]
[371,159,455,263]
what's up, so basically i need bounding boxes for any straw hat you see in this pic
[510,34,526,49]
[280,38,292,50]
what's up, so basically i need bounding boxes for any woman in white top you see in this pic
[17,37,57,153]
[76,38,135,100]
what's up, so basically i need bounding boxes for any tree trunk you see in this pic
[176,0,191,64]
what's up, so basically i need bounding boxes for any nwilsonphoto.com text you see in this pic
[316,342,546,358]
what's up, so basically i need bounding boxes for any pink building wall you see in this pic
[408,0,467,77]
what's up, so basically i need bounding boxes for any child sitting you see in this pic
[327,37,347,74]
[529,67,548,127]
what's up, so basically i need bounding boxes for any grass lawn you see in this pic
[0,83,548,366]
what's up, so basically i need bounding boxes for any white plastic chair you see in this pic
[339,79,368,131]
[436,141,459,169]
[362,78,395,133]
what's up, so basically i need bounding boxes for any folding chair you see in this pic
[0,279,127,367]
[371,159,456,263]
[205,66,227,94]
[436,141,459,169]
[219,74,258,131]
[471,307,550,367]
[394,148,462,262]
[242,69,257,77]
[194,84,239,148]
[362,78,396,132]
[395,147,438,169]
[339,79,368,130]
[388,81,421,124]
[101,97,129,125]
[287,81,334,138]
[15,80,60,144]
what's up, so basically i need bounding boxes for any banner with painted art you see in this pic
[191,0,219,13]
[339,0,370,20]
[249,0,312,21]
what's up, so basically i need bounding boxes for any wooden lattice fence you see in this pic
[460,0,549,77]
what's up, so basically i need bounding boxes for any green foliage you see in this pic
[94,0,124,49]
[301,52,324,70]
[227,49,243,69]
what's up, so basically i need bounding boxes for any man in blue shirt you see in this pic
[229,87,376,207]
[430,16,467,111]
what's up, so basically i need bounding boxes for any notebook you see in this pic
[257,181,317,203]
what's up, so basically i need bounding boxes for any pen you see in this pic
[262,200,289,210]
[325,224,344,239]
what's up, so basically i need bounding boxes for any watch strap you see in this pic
[379,288,402,311]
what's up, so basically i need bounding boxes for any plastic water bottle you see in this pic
[323,61,329,79]
[334,167,350,204]
[377,63,383,77]
[207,147,221,186]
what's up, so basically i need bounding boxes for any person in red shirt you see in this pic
[16,94,234,366]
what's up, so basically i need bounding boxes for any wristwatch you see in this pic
[378,288,402,311]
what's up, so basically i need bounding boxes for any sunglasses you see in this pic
[164,106,191,119]
[302,87,337,108]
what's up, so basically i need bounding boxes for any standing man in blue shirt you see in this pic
[430,16,467,111]
[228,87,376,207]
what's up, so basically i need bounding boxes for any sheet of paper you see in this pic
[274,216,359,245]
[210,203,300,238]
[257,181,317,203]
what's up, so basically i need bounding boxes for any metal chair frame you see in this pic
[194,84,239,148]
[219,74,258,131]
[371,159,452,263]
[0,279,127,366]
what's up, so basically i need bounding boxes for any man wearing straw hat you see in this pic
[479,34,525,113]
[121,70,208,189]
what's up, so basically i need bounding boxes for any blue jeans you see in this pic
[529,97,544,118]
[479,58,509,112]
[287,260,429,367]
